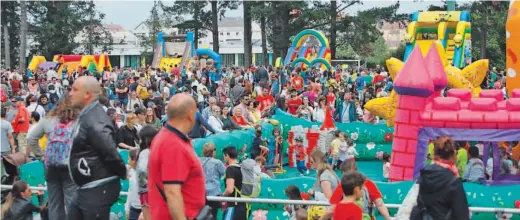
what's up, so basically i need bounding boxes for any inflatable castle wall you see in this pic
[287,107,337,168]
[389,45,520,184]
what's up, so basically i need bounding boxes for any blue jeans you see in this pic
[296,160,307,174]
[129,207,141,220]
[46,166,78,220]
[268,149,276,165]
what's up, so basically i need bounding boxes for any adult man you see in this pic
[230,79,245,105]
[334,92,357,123]
[47,67,59,81]
[196,76,210,110]
[26,95,46,118]
[202,97,217,121]
[148,94,205,220]
[1,108,16,155]
[255,88,275,113]
[222,146,247,220]
[236,95,253,123]
[11,97,29,154]
[68,76,126,220]
[116,77,129,107]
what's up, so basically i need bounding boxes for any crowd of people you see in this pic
[0,59,515,220]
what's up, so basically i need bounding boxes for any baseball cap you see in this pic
[15,96,25,102]
[134,107,146,115]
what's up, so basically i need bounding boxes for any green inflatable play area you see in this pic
[16,110,520,219]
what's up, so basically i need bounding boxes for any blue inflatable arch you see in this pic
[195,48,221,70]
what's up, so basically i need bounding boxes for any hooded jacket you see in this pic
[414,164,470,220]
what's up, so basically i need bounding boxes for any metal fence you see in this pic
[2,184,520,214]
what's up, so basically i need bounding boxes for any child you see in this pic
[337,133,350,168]
[284,185,305,220]
[462,146,485,183]
[255,156,273,179]
[329,130,341,169]
[267,128,282,166]
[345,138,358,161]
[382,153,391,181]
[2,180,45,219]
[294,137,308,175]
[252,130,269,160]
[332,171,365,220]
[126,149,141,220]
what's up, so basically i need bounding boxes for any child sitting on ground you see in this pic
[284,185,307,220]
[332,171,365,220]
[462,146,485,183]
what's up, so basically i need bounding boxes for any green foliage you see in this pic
[28,1,108,59]
[139,1,166,55]
[363,36,390,66]
[78,2,112,54]
[390,43,406,61]
[1,1,21,68]
[336,44,358,59]
[461,1,507,69]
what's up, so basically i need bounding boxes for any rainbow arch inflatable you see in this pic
[283,29,332,70]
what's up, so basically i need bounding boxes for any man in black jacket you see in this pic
[68,76,126,220]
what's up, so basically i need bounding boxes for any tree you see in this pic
[161,0,238,51]
[28,1,107,59]
[364,36,390,66]
[243,1,253,67]
[251,1,272,66]
[1,1,20,69]
[461,1,507,68]
[79,1,113,54]
[19,1,27,72]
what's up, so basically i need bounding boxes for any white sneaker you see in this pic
[306,170,310,175]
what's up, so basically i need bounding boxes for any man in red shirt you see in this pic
[148,94,205,220]
[10,76,22,95]
[255,88,274,112]
[11,97,29,154]
[286,89,302,115]
[290,72,304,92]
[332,171,365,220]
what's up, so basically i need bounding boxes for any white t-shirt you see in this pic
[197,84,208,103]
[27,103,46,118]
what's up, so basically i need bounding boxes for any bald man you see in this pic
[68,76,126,220]
[148,93,206,220]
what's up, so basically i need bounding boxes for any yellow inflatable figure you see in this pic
[365,41,488,127]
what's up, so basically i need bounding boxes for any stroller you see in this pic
[1,152,28,203]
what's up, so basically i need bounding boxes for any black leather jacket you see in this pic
[4,198,40,220]
[68,102,126,186]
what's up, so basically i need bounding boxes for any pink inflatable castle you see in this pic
[389,45,520,184]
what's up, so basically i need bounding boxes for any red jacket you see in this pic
[12,104,30,133]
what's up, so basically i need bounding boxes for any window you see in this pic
[199,41,202,44]
[227,32,230,36]
[236,32,239,36]
[220,32,223,36]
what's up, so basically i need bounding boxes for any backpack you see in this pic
[44,121,74,167]
[49,92,60,105]
[230,159,261,198]
[354,187,374,220]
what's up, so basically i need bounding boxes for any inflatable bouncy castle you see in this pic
[283,29,332,70]
[389,45,520,184]
[152,32,195,71]
[507,1,520,98]
[27,54,112,76]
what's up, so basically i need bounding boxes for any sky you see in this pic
[97,0,445,30]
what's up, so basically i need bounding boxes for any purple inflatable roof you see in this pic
[37,62,60,70]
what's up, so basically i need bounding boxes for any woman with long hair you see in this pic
[308,150,340,201]
[26,94,79,220]
[136,125,158,220]
[144,107,161,129]
[219,106,239,131]
[313,96,328,122]
[117,113,139,150]
[200,142,226,220]
[297,96,313,121]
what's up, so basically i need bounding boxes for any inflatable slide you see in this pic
[404,11,472,68]
[284,29,332,70]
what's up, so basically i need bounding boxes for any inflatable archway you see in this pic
[290,57,332,70]
[291,29,329,48]
[195,48,221,71]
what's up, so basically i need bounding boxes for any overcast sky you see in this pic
[97,0,446,30]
